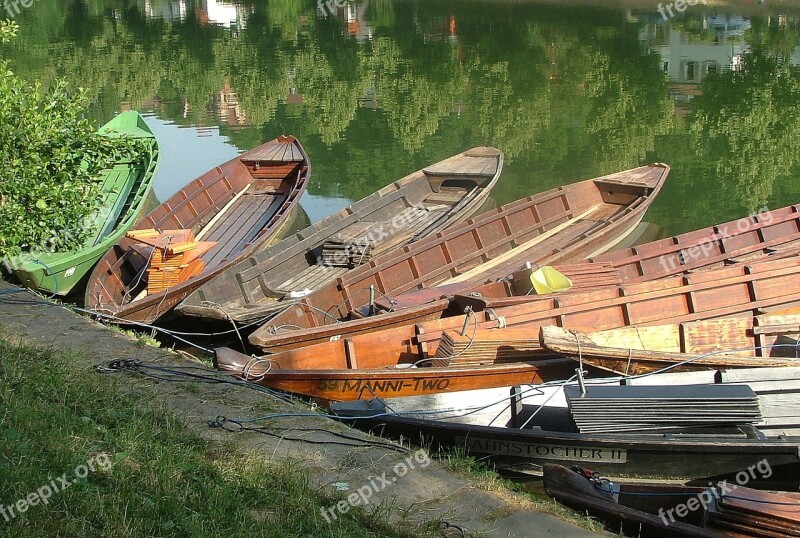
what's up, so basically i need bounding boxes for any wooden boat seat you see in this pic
[273,265,349,296]
[424,189,467,205]
[423,149,500,191]
[242,138,305,162]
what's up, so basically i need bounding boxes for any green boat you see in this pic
[9,111,160,295]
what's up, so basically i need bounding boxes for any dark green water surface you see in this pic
[6,0,800,233]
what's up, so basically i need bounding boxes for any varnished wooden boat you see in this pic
[84,135,309,324]
[213,346,574,401]
[540,317,800,376]
[331,398,800,489]
[248,163,670,348]
[249,202,800,353]
[248,255,800,369]
[543,464,800,537]
[175,147,504,324]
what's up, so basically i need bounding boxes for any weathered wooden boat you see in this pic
[213,346,575,401]
[10,112,159,295]
[84,135,309,324]
[174,147,504,324]
[247,163,670,349]
[249,255,800,370]
[331,397,800,488]
[540,316,800,376]
[249,202,800,353]
[543,464,800,537]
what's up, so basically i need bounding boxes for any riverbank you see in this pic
[0,281,605,537]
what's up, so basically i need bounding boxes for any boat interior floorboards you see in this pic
[201,193,286,267]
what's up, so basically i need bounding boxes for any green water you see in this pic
[5,0,800,235]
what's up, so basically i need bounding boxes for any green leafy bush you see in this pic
[0,20,139,258]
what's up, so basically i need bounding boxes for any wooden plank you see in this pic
[590,325,681,352]
[718,487,800,525]
[718,367,800,383]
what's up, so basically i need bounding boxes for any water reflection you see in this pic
[142,0,251,29]
[5,0,800,235]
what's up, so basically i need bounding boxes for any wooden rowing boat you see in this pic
[84,135,309,324]
[10,112,159,295]
[174,147,504,324]
[331,398,800,488]
[248,163,670,349]
[540,317,800,376]
[248,202,800,353]
[213,346,575,401]
[248,255,800,369]
[543,464,800,537]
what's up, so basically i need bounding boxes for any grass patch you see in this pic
[438,448,606,533]
[437,447,517,493]
[0,339,427,537]
[107,325,161,348]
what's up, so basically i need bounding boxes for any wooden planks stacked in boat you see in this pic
[319,205,448,267]
[624,367,800,436]
[432,329,543,366]
[708,487,800,537]
[126,229,216,295]
[563,385,761,434]
[320,221,374,267]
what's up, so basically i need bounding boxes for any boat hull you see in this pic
[334,404,800,488]
[250,163,670,350]
[213,347,576,401]
[10,112,159,296]
[249,201,800,353]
